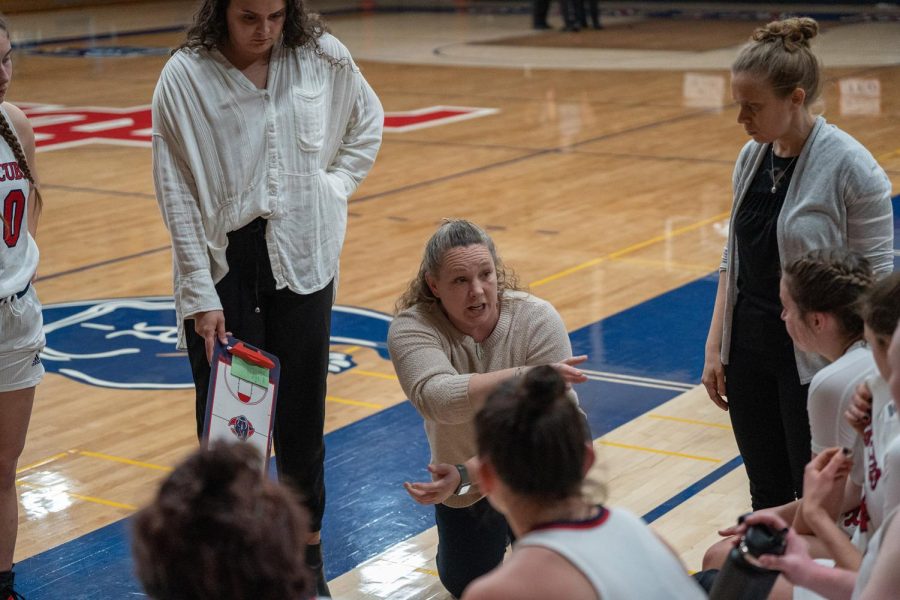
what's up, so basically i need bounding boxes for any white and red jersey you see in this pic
[855,375,900,549]
[517,507,706,600]
[0,103,37,298]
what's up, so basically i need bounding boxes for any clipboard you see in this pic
[202,336,281,473]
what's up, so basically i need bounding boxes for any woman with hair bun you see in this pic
[702,17,894,510]
[461,366,705,600]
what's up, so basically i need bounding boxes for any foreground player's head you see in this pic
[132,443,314,600]
[475,366,592,511]
[779,248,873,356]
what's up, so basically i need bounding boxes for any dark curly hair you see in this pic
[132,443,314,600]
[176,0,348,66]
[179,0,324,50]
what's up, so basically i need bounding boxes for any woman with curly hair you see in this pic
[702,17,893,511]
[152,1,383,593]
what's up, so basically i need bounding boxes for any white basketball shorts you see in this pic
[0,285,45,391]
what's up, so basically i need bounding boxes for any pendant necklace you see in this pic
[770,145,798,194]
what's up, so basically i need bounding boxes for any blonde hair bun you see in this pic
[752,17,819,52]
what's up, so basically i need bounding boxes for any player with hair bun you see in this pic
[462,366,705,600]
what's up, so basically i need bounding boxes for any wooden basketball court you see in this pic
[5,1,899,598]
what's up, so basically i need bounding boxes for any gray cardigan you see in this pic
[719,116,894,383]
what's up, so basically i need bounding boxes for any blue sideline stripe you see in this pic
[643,456,745,524]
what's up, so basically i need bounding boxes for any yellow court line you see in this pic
[343,346,362,354]
[648,414,732,430]
[531,211,730,288]
[76,450,173,472]
[414,567,439,577]
[15,451,70,475]
[326,395,384,410]
[16,480,138,511]
[350,369,399,381]
[597,440,720,463]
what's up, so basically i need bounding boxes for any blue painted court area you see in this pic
[17,275,718,598]
[16,195,899,598]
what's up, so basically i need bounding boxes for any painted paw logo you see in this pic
[228,415,255,441]
[19,103,498,152]
[40,297,392,390]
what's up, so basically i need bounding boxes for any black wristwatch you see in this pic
[454,463,472,495]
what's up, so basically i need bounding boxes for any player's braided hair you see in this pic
[0,13,42,231]
[783,248,874,341]
[0,110,35,187]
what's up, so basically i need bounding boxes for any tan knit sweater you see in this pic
[388,291,578,508]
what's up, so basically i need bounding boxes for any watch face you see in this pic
[458,483,472,495]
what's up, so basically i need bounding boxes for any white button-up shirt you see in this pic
[152,34,383,347]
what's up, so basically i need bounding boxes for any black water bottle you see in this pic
[708,522,787,600]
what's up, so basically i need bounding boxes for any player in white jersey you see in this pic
[701,249,876,578]
[737,316,900,600]
[460,366,705,600]
[779,250,876,538]
[846,274,900,548]
[0,13,44,600]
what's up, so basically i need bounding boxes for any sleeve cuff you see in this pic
[176,270,222,319]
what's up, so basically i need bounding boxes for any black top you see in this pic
[732,145,798,354]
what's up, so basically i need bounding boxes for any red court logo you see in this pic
[21,103,498,151]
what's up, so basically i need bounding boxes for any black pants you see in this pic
[559,0,585,29]
[725,344,810,510]
[185,218,332,532]
[434,499,512,598]
[582,0,600,27]
[532,0,550,27]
